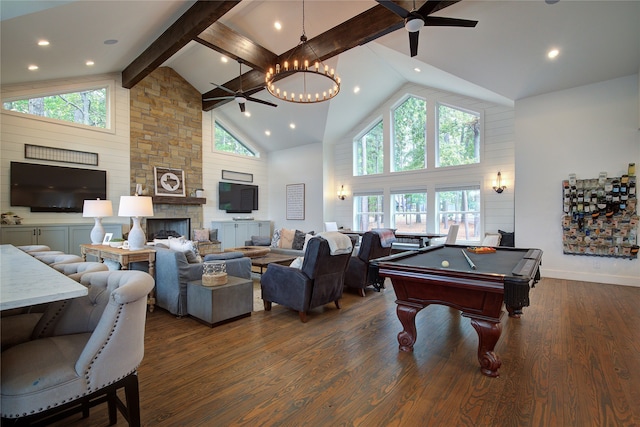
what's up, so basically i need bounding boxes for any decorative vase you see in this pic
[202,260,227,286]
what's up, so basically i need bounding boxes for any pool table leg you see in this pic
[396,304,422,352]
[470,317,503,377]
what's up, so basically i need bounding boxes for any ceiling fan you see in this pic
[203,60,277,113]
[375,0,478,57]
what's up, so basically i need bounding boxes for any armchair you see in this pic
[344,229,395,296]
[1,270,154,426]
[260,234,352,322]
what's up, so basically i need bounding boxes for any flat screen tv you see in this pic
[218,181,258,214]
[10,161,107,213]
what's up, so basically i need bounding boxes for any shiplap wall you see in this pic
[0,73,130,226]
[330,83,515,242]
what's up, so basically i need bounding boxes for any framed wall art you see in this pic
[286,183,305,220]
[154,167,186,197]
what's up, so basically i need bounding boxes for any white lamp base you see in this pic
[90,217,106,245]
[127,217,146,250]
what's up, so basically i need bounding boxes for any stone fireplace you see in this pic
[146,218,191,241]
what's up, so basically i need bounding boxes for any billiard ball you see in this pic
[441,260,449,267]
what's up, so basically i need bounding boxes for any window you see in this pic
[392,96,426,172]
[391,191,427,233]
[354,120,383,176]
[3,87,108,128]
[214,122,256,156]
[437,104,480,167]
[436,186,481,243]
[354,194,384,231]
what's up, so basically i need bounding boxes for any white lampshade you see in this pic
[118,195,153,251]
[83,199,113,245]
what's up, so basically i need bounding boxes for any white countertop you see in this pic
[0,244,88,310]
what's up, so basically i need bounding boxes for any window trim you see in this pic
[435,101,483,169]
[353,117,384,177]
[213,120,259,158]
[1,79,115,133]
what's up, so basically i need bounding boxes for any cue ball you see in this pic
[441,260,449,267]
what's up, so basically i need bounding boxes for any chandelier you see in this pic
[265,0,340,104]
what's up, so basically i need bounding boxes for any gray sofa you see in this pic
[244,236,305,257]
[133,246,251,317]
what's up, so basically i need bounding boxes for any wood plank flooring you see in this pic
[50,277,640,426]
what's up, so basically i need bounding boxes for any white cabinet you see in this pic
[211,221,271,250]
[1,223,122,255]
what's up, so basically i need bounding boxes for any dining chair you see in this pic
[52,261,109,282]
[1,270,154,426]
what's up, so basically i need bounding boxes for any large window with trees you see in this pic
[354,194,384,231]
[391,191,427,233]
[2,87,108,129]
[392,96,426,172]
[436,103,480,167]
[354,120,383,176]
[436,186,481,243]
[214,121,256,157]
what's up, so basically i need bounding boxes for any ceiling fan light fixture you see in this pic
[265,0,340,104]
[405,17,424,33]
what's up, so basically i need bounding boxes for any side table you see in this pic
[187,276,253,327]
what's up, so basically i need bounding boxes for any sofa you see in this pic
[133,246,251,317]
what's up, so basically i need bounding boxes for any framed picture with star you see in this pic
[154,166,186,197]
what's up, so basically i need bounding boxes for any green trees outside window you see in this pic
[354,120,383,176]
[3,88,107,128]
[354,194,384,231]
[392,96,426,172]
[391,192,427,233]
[437,104,480,167]
[214,122,255,157]
[436,187,481,242]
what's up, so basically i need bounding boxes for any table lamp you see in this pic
[82,198,113,244]
[118,195,154,250]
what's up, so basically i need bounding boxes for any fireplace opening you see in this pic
[146,218,191,241]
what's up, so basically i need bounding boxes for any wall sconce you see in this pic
[493,172,507,194]
[337,185,346,200]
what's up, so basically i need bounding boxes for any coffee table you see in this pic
[225,246,271,258]
[251,253,298,275]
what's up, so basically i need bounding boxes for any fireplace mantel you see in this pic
[151,196,206,205]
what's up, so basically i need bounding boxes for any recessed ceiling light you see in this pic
[265,130,271,136]
[103,39,118,45]
[547,48,560,59]
[221,56,228,63]
[244,111,251,117]
[28,65,39,71]
[414,67,421,73]
[289,123,296,129]
[86,60,95,66]
[274,21,282,31]
[353,86,360,94]
[37,40,50,46]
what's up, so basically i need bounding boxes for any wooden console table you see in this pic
[80,244,157,311]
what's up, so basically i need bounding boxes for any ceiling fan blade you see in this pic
[244,86,266,97]
[375,0,409,19]
[202,95,235,102]
[239,102,246,113]
[209,82,235,95]
[408,31,419,57]
[246,96,277,108]
[424,16,478,27]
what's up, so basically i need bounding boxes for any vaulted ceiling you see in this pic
[2,1,639,152]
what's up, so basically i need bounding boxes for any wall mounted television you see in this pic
[218,181,258,214]
[10,161,107,213]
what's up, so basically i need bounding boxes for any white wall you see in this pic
[267,143,324,233]
[0,74,130,227]
[515,74,640,287]
[330,82,516,241]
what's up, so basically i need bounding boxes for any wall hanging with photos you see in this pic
[562,163,638,259]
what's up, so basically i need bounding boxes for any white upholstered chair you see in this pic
[1,270,154,426]
[324,221,338,231]
[16,245,51,253]
[34,253,83,266]
[52,261,109,282]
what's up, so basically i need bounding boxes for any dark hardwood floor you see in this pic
[51,277,640,426]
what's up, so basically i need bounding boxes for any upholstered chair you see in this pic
[34,253,83,266]
[261,234,353,322]
[344,230,395,296]
[1,270,154,426]
[52,261,109,281]
[23,250,64,258]
[16,245,51,253]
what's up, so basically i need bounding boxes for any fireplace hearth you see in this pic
[146,218,191,241]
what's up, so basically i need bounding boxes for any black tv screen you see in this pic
[10,162,107,213]
[218,181,258,213]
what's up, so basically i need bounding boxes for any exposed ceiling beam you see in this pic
[121,0,241,89]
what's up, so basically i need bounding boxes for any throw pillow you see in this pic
[271,228,282,248]
[168,237,202,263]
[498,230,515,247]
[289,257,304,269]
[302,234,315,252]
[292,230,306,250]
[193,228,210,242]
[279,228,295,249]
[251,235,272,246]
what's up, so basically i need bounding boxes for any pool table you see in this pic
[373,244,542,377]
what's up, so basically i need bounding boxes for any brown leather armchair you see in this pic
[260,234,352,322]
[344,230,395,296]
